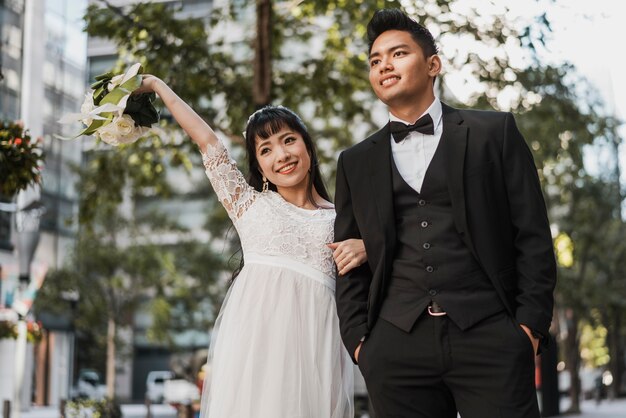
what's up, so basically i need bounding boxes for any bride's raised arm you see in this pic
[136,75,257,221]
[136,75,216,153]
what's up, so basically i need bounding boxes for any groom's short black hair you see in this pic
[367,9,438,58]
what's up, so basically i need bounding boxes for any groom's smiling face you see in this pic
[368,30,440,111]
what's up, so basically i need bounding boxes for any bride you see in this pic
[135,76,366,417]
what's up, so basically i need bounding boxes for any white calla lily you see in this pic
[108,74,125,91]
[58,62,156,145]
[120,62,142,85]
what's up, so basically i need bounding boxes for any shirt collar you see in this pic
[389,98,442,130]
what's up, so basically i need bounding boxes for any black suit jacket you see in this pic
[334,103,557,359]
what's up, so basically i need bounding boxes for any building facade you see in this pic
[0,0,87,413]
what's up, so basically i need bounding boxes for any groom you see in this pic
[334,8,556,418]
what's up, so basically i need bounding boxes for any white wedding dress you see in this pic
[198,140,354,418]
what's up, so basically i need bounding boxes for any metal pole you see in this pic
[59,399,66,418]
[3,400,10,418]
[145,398,151,418]
[11,317,27,418]
[12,181,44,418]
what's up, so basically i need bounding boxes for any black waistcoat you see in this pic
[379,138,504,332]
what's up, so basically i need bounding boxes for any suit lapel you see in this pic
[441,104,477,257]
[367,123,396,249]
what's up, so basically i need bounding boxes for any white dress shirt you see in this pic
[389,99,443,193]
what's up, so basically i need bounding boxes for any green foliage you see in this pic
[76,130,194,227]
[81,0,558,184]
[84,1,244,135]
[66,399,122,418]
[0,120,45,197]
[0,320,43,343]
[35,142,225,368]
[510,56,626,402]
[147,241,228,344]
[36,269,108,365]
[0,320,18,340]
[580,311,610,368]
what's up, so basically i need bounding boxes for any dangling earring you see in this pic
[262,176,269,193]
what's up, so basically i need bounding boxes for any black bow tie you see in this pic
[389,113,435,143]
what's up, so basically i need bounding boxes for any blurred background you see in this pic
[0,1,624,417]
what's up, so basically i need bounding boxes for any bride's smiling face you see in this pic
[255,127,312,192]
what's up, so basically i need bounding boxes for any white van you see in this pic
[145,371,175,403]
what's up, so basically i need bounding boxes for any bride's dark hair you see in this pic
[230,105,331,282]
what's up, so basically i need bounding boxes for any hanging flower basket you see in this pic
[0,320,18,339]
[0,120,45,197]
[26,320,43,343]
[0,319,43,343]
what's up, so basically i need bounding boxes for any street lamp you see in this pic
[12,185,44,418]
[16,187,43,287]
[60,289,79,398]
[0,198,17,305]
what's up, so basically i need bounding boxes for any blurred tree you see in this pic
[515,67,624,408]
[83,0,555,173]
[467,55,624,407]
[598,120,626,398]
[554,175,618,410]
[74,0,624,405]
[34,147,227,396]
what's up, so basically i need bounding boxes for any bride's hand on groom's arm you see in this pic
[327,239,367,276]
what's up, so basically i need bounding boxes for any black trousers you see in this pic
[358,310,540,418]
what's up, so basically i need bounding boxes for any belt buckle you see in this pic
[428,305,447,317]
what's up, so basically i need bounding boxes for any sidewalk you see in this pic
[20,404,177,418]
[560,397,626,418]
[15,397,626,418]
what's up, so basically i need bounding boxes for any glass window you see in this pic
[4,68,20,91]
[0,195,12,250]
[7,25,23,59]
[65,26,87,68]
[88,56,117,83]
[0,3,23,120]
[40,192,58,232]
[0,89,20,121]
[46,0,65,17]
[43,61,56,86]
[65,0,85,24]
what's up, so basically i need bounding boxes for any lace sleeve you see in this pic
[199,140,258,220]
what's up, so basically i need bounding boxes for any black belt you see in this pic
[427,300,447,316]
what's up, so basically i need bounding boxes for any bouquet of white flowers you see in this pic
[59,63,159,145]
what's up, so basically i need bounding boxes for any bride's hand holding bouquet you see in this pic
[59,63,160,146]
[132,74,160,95]
[133,74,217,152]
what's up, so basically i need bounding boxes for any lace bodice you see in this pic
[200,140,337,278]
